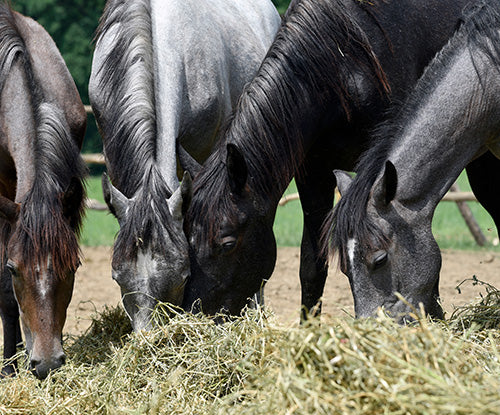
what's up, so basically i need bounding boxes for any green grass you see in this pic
[79,177,119,246]
[80,173,499,251]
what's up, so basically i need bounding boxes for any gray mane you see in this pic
[94,0,159,197]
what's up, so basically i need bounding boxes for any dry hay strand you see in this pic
[0,296,499,414]
[449,276,500,330]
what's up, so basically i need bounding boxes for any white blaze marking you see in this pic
[347,238,357,272]
[38,256,52,299]
[136,248,157,282]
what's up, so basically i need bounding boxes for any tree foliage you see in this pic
[272,0,291,14]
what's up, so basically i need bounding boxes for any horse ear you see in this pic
[102,173,129,224]
[177,141,202,178]
[168,171,193,221]
[0,195,19,224]
[372,160,398,207]
[226,143,247,196]
[333,170,353,197]
[62,177,84,219]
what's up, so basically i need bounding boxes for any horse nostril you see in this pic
[30,358,41,371]
[57,353,66,367]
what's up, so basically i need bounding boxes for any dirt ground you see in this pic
[64,246,500,335]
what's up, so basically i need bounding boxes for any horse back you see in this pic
[151,0,280,167]
[362,0,470,101]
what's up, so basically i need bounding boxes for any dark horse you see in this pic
[326,0,500,321]
[0,4,86,378]
[181,0,472,317]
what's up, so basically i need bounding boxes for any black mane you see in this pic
[326,0,500,268]
[187,0,389,243]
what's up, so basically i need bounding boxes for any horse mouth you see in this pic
[377,295,444,323]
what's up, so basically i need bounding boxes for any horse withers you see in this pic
[89,0,280,330]
[327,0,500,322]
[0,4,86,378]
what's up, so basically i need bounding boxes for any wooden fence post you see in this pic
[449,183,487,246]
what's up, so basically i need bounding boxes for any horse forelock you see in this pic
[13,189,81,281]
[114,165,186,261]
[321,119,395,270]
[95,0,156,197]
[185,153,235,247]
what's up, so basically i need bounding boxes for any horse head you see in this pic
[182,144,277,315]
[332,162,443,323]
[0,178,83,379]
[103,171,192,331]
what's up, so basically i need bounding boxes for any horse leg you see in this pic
[0,265,20,377]
[466,151,500,232]
[296,157,335,320]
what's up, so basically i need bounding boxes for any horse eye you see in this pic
[372,252,388,270]
[220,236,237,252]
[5,261,18,277]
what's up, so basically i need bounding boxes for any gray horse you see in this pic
[327,0,500,322]
[89,0,280,330]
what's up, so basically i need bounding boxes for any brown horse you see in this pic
[0,3,86,379]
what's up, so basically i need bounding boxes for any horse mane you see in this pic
[0,2,86,279]
[324,0,500,269]
[94,0,187,259]
[187,0,390,244]
[461,0,500,73]
[94,0,157,197]
[113,164,186,261]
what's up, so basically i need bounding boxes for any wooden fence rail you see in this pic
[83,153,480,204]
[81,152,488,245]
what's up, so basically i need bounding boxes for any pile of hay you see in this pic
[0,294,499,414]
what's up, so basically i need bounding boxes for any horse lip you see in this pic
[30,353,66,379]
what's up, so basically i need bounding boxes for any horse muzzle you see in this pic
[30,351,66,379]
[29,337,66,379]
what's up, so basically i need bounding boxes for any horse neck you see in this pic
[386,44,500,212]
